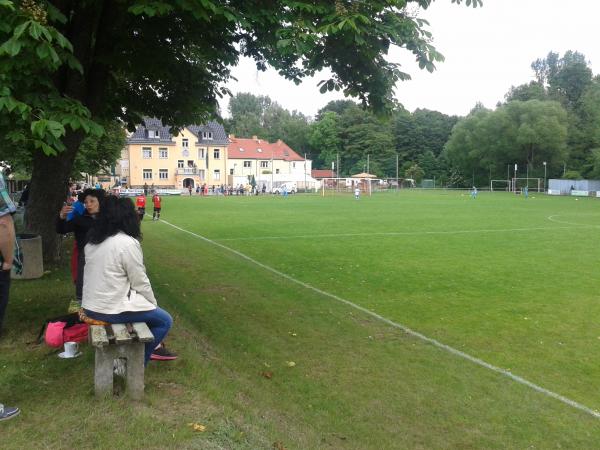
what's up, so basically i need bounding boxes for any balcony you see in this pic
[176,168,197,175]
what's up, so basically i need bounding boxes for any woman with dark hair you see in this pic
[56,188,105,309]
[82,196,174,364]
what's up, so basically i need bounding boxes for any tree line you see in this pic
[227,50,600,187]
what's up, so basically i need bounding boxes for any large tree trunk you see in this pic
[26,133,83,262]
[25,1,112,263]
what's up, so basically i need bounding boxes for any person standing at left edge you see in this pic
[0,168,22,421]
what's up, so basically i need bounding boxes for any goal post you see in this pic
[319,177,387,196]
[513,177,542,192]
[490,179,511,192]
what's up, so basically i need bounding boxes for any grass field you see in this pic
[3,190,600,448]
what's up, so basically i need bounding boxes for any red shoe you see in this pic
[150,346,178,361]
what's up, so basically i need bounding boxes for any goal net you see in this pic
[513,177,542,192]
[490,179,511,192]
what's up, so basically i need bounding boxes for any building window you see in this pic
[142,148,152,159]
[213,169,220,181]
[229,168,234,175]
[243,161,251,168]
[203,131,213,140]
[293,162,296,168]
[276,169,280,174]
[260,161,269,168]
[159,169,168,179]
[159,148,168,159]
[213,149,220,159]
[198,148,205,159]
[182,138,189,148]
[148,129,160,139]
[177,160,184,168]
[143,169,152,179]
[198,169,205,180]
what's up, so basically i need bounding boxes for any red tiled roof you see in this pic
[311,170,335,178]
[227,137,304,161]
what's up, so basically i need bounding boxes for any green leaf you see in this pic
[28,21,43,40]
[35,42,49,59]
[276,39,291,49]
[46,120,65,139]
[0,38,22,56]
[31,120,47,138]
[13,20,30,39]
[0,0,15,11]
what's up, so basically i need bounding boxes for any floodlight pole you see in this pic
[304,153,307,193]
[396,153,399,193]
[514,163,517,193]
[543,161,547,193]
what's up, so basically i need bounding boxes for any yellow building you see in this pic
[123,118,229,190]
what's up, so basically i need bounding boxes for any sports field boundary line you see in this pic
[159,218,600,420]
[214,224,588,242]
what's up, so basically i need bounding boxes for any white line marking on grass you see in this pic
[547,215,600,228]
[215,225,581,242]
[159,218,600,420]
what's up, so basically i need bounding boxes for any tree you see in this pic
[308,111,341,168]
[1,0,481,261]
[405,163,424,182]
[444,100,568,184]
[338,106,395,177]
[504,81,547,102]
[73,120,126,179]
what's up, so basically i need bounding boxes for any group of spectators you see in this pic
[56,188,174,361]
[0,177,175,422]
[191,183,267,196]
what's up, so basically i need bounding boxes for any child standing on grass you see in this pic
[471,186,478,198]
[355,187,360,199]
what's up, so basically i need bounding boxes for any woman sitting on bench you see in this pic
[82,195,174,365]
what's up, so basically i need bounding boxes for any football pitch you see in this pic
[141,190,600,447]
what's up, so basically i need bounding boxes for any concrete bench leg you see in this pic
[125,343,145,400]
[94,343,146,400]
[94,347,115,398]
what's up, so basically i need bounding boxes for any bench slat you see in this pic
[90,325,109,347]
[131,322,154,343]
[111,323,133,344]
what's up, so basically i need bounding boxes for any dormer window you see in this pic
[239,148,244,152]
[257,148,262,153]
[203,131,213,140]
[148,129,160,139]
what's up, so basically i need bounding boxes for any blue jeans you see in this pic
[83,307,173,365]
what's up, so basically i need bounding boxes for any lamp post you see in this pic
[514,163,517,193]
[543,161,547,193]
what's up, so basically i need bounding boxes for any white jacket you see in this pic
[82,232,157,314]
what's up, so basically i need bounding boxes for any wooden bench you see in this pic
[89,323,154,400]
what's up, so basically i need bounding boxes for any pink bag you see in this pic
[45,321,88,348]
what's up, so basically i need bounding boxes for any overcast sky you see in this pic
[220,0,599,119]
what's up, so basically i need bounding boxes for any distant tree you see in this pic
[405,163,424,182]
[73,120,126,178]
[309,111,341,168]
[444,100,568,183]
[505,81,547,102]
[339,106,394,177]
[316,100,359,120]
